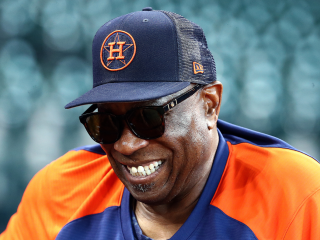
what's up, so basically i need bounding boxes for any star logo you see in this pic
[100,30,136,71]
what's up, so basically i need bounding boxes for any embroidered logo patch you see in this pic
[100,30,136,71]
[193,62,204,74]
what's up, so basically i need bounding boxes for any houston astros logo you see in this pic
[100,30,136,71]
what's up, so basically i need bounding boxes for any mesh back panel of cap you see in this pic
[159,10,216,84]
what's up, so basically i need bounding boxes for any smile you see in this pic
[126,161,163,177]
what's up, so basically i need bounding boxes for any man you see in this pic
[1,8,320,240]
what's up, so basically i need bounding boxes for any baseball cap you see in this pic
[65,7,216,109]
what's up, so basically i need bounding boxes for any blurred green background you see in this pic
[0,0,319,232]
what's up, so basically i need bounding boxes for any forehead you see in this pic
[98,84,195,112]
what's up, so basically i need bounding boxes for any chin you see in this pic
[126,183,173,205]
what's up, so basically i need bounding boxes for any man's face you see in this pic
[100,86,219,204]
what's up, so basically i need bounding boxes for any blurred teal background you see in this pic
[0,0,319,232]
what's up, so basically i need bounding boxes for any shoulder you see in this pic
[46,144,124,228]
[49,144,109,181]
[213,120,320,239]
[1,145,123,240]
[38,144,124,217]
[20,144,110,206]
[217,119,320,187]
[29,144,114,209]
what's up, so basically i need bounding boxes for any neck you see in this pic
[135,176,208,239]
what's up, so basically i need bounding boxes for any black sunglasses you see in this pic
[79,84,203,144]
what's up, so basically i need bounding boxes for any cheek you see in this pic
[164,107,207,147]
[163,109,192,140]
[158,111,210,197]
[162,108,208,168]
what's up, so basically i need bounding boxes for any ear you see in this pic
[201,81,223,130]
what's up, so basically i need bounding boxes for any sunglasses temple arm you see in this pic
[163,84,202,112]
[82,104,98,115]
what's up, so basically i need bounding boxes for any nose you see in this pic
[113,124,149,155]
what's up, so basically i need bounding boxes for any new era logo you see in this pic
[193,62,204,74]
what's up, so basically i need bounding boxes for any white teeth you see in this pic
[127,161,163,177]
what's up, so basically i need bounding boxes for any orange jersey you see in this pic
[1,120,320,239]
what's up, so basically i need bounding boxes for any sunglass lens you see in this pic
[84,114,121,144]
[127,108,165,139]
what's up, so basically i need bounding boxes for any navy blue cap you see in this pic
[65,8,216,109]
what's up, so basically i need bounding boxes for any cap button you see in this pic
[142,7,153,11]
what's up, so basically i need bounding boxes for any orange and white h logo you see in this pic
[107,41,126,61]
[100,30,136,71]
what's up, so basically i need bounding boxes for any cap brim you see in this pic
[65,82,191,109]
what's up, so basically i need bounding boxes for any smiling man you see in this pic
[1,8,320,240]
